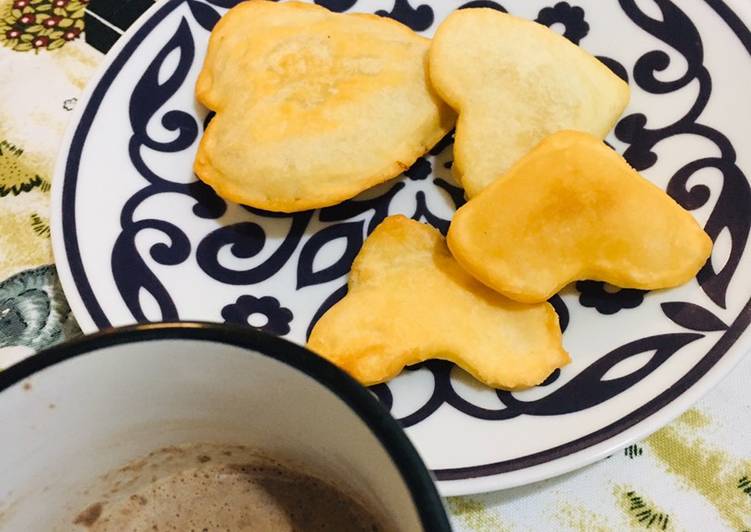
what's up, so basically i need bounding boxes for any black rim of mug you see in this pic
[0,322,451,531]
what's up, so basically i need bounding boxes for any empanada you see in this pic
[307,215,569,390]
[195,1,454,212]
[429,8,629,197]
[447,131,713,303]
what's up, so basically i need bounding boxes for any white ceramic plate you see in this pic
[51,0,751,495]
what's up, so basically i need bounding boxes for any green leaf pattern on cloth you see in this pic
[0,139,49,196]
[0,0,87,52]
[616,487,672,530]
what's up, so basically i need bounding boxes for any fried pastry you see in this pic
[195,0,455,212]
[447,131,713,303]
[429,8,629,197]
[307,215,569,390]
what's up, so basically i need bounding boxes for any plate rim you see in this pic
[50,0,751,495]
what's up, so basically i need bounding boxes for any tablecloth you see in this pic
[0,0,749,530]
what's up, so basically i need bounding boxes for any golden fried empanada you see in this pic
[429,8,630,197]
[447,131,713,303]
[307,215,569,390]
[195,1,454,212]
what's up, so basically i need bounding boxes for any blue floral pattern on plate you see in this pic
[51,0,751,490]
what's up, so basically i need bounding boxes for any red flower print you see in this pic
[63,28,80,40]
[2,0,87,52]
[32,35,49,48]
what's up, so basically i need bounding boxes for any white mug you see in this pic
[0,322,450,531]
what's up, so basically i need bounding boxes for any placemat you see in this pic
[0,0,748,529]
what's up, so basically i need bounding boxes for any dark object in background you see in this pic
[85,0,155,53]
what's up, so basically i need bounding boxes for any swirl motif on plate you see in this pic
[101,0,749,431]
